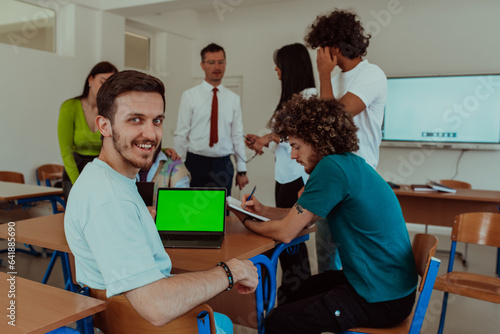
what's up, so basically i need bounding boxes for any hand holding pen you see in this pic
[244,134,257,148]
[243,185,256,210]
[243,134,266,155]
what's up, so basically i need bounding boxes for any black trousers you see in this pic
[62,152,97,201]
[274,177,311,305]
[185,152,234,196]
[266,270,416,334]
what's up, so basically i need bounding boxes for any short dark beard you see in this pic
[305,148,323,174]
[112,130,156,170]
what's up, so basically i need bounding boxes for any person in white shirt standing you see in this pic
[245,43,316,304]
[174,43,249,196]
[304,9,388,272]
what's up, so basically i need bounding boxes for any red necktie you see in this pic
[209,87,219,147]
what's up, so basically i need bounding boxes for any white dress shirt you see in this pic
[174,80,247,172]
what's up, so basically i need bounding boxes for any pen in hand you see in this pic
[244,185,256,210]
[243,134,254,143]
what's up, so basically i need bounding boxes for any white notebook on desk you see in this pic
[226,196,270,221]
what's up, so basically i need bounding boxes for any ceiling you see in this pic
[68,0,301,17]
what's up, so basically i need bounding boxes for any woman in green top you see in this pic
[58,61,118,199]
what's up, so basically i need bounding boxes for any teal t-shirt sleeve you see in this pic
[298,157,349,218]
[83,200,166,297]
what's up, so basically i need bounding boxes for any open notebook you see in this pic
[226,196,270,221]
[155,188,226,248]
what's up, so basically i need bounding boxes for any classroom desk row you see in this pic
[1,182,499,333]
[0,271,105,334]
[0,213,312,331]
[395,186,500,276]
[0,181,65,218]
[393,185,500,227]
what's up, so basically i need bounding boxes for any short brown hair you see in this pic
[271,95,359,156]
[200,43,226,61]
[304,9,370,59]
[97,70,165,123]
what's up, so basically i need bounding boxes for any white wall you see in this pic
[188,0,500,205]
[0,4,124,184]
[0,3,192,185]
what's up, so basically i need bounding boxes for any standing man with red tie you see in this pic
[174,43,249,196]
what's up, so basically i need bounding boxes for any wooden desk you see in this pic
[0,272,105,334]
[0,181,62,201]
[0,213,69,253]
[0,181,65,217]
[168,219,276,272]
[395,185,500,277]
[0,214,275,261]
[394,186,500,227]
[0,214,312,329]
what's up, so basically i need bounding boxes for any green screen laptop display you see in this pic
[155,188,225,232]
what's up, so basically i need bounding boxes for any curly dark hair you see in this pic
[271,95,359,156]
[304,9,370,59]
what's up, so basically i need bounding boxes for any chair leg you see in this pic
[436,243,467,267]
[462,243,468,265]
[497,247,500,277]
[42,251,60,284]
[437,292,450,334]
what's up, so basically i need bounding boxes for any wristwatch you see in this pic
[237,171,247,177]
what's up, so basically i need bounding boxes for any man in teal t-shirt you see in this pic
[237,95,417,334]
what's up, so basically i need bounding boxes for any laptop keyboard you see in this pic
[164,234,221,241]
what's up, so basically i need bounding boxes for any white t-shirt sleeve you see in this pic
[348,67,387,108]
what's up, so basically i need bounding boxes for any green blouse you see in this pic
[57,98,102,184]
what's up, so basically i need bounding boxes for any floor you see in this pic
[1,204,499,334]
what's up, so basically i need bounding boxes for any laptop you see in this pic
[155,187,226,248]
[136,181,155,206]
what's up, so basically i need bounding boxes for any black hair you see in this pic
[200,43,226,61]
[274,43,316,111]
[77,61,118,99]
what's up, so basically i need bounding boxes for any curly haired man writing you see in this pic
[235,95,417,334]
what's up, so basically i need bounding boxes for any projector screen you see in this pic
[381,74,500,150]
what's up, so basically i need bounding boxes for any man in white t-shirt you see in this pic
[304,9,387,272]
[65,70,258,332]
[305,9,387,169]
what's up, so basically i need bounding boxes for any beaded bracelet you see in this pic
[217,261,234,291]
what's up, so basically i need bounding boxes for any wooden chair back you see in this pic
[89,288,216,334]
[0,171,25,184]
[341,233,441,334]
[452,212,500,247]
[434,212,500,333]
[412,233,439,292]
[36,164,64,186]
[438,179,471,189]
